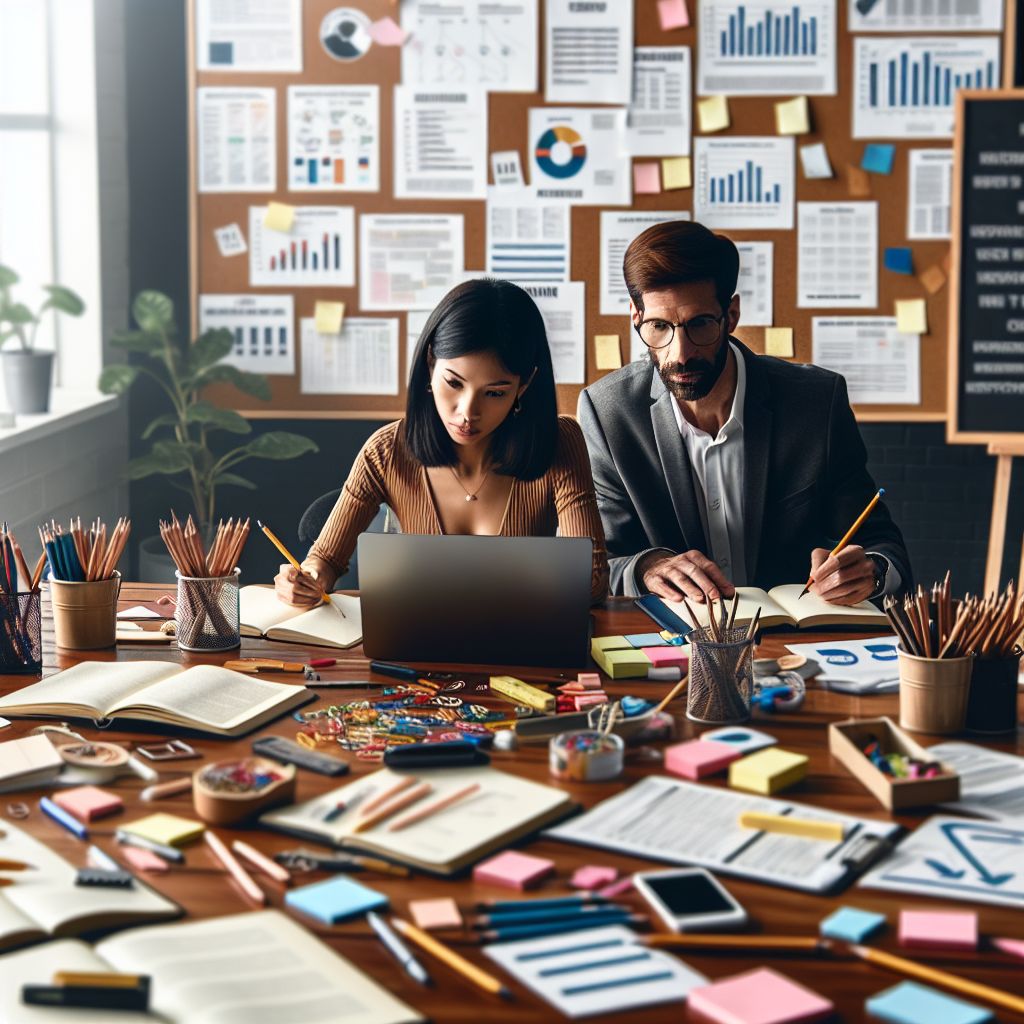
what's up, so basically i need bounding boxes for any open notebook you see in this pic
[0,820,179,952]
[665,584,888,630]
[0,910,423,1024]
[239,585,362,649]
[261,764,575,876]
[0,661,312,738]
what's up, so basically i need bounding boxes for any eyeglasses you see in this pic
[634,313,726,349]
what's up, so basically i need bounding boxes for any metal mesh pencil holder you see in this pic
[175,569,241,652]
[0,592,42,674]
[686,626,754,724]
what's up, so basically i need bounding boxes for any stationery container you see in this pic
[686,627,754,724]
[0,591,42,673]
[549,730,624,782]
[175,569,240,652]
[965,649,1021,734]
[192,756,296,826]
[49,572,120,650]
[828,716,960,810]
[897,647,972,734]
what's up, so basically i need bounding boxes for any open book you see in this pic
[0,661,312,738]
[240,584,362,649]
[666,584,888,630]
[261,764,575,876]
[0,820,179,953]
[0,910,423,1024]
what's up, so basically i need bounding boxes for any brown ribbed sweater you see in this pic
[308,416,609,602]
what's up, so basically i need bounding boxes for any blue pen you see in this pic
[40,797,88,840]
[482,911,638,942]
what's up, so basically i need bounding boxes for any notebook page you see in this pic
[769,584,886,622]
[97,910,423,1024]
[662,587,788,628]
[268,594,362,647]
[238,585,308,635]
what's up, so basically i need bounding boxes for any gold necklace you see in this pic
[448,464,490,502]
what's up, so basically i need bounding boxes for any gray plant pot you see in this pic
[138,535,178,584]
[2,350,53,414]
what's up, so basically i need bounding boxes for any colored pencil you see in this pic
[475,895,607,912]
[230,839,291,884]
[360,776,417,815]
[204,831,265,905]
[159,513,249,578]
[799,487,885,597]
[479,913,645,943]
[387,783,480,831]
[646,934,827,953]
[256,519,338,612]
[353,782,433,833]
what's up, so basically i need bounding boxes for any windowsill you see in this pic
[0,389,119,456]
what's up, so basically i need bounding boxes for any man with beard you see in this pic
[578,220,911,605]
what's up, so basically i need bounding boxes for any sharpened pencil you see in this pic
[799,488,885,598]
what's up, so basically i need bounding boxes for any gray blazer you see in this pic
[577,339,912,596]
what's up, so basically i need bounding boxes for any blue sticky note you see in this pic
[862,143,895,174]
[625,632,668,648]
[884,247,914,274]
[866,981,993,1024]
[285,876,387,924]
[820,906,886,943]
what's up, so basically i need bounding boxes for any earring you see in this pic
[426,383,432,392]
[513,396,522,415]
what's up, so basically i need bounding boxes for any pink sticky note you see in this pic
[994,937,1024,959]
[688,968,834,1024]
[120,846,169,873]
[53,786,123,822]
[598,875,634,899]
[368,16,409,46]
[571,865,618,890]
[642,646,690,670]
[665,739,742,780]
[473,851,554,890]
[658,0,690,30]
[899,910,978,951]
[577,673,602,689]
[634,162,661,195]
[409,897,462,930]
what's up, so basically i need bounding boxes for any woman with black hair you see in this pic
[275,278,609,605]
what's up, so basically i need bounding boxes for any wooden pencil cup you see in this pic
[175,569,241,652]
[49,572,121,650]
[897,646,972,734]
[192,756,296,826]
[686,628,754,724]
[965,649,1021,734]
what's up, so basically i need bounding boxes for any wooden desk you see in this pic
[3,584,1022,1022]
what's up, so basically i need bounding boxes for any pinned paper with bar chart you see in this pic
[853,37,1001,138]
[694,137,795,230]
[249,206,355,286]
[199,294,295,375]
[697,0,837,95]
[287,84,380,192]
[849,0,1004,33]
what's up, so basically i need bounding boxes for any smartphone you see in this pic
[633,868,747,932]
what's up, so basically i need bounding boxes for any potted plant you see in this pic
[0,264,85,414]
[99,290,318,580]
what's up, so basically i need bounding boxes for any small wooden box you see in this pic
[828,716,959,810]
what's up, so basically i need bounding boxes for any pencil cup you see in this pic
[0,591,42,673]
[965,649,1021,734]
[686,628,754,724]
[49,572,120,650]
[897,647,973,734]
[175,569,241,652]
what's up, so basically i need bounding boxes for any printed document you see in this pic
[199,294,294,375]
[249,206,355,287]
[929,743,1024,822]
[849,0,1003,32]
[907,149,952,239]
[812,317,920,405]
[195,0,302,71]
[545,0,632,104]
[487,188,569,283]
[197,88,276,192]
[694,136,795,230]
[516,282,585,385]
[600,211,689,316]
[785,635,901,693]
[798,203,878,308]
[627,47,691,157]
[736,241,774,326]
[300,317,399,396]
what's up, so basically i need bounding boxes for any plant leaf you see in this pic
[141,412,179,439]
[1,303,34,326]
[125,450,190,480]
[194,364,272,401]
[187,328,234,373]
[243,431,319,460]
[132,291,175,334]
[185,400,250,435]
[213,472,257,490]
[42,285,85,316]
[0,265,19,287]
[110,329,162,353]
[147,439,199,472]
[98,364,139,394]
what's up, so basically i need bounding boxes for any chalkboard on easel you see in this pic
[948,90,1024,444]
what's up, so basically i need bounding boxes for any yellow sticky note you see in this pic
[698,95,730,133]
[315,301,345,335]
[775,96,810,135]
[764,327,794,358]
[122,813,205,847]
[896,299,928,335]
[661,156,692,190]
[919,264,947,295]
[263,202,296,232]
[595,334,622,370]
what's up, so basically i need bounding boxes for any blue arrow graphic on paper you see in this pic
[925,858,965,880]
[940,823,1023,886]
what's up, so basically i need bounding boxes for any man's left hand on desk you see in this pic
[808,545,875,606]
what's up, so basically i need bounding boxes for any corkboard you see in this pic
[187,0,1014,422]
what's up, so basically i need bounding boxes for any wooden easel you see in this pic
[984,443,1024,594]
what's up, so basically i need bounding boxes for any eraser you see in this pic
[120,846,170,873]
[899,910,977,951]
[570,865,618,890]
[53,786,123,822]
[409,897,463,930]
[665,739,741,780]
[472,850,554,890]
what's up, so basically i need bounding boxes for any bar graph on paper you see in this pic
[853,37,1001,138]
[849,0,1004,33]
[198,294,295,375]
[698,0,836,95]
[694,137,795,230]
[249,206,355,287]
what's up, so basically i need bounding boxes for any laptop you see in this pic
[357,534,593,667]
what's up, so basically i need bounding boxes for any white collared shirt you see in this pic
[669,342,748,586]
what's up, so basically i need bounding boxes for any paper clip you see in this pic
[5,802,29,819]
